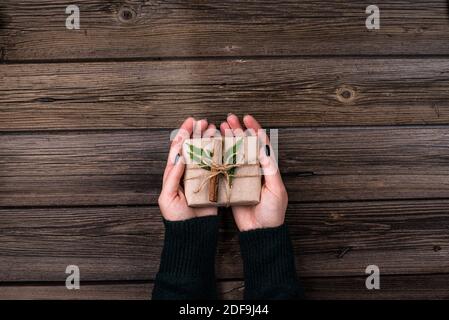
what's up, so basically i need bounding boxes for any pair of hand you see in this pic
[158,114,288,231]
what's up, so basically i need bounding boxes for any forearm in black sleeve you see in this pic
[152,215,219,300]
[239,223,304,300]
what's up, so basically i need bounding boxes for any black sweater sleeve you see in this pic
[152,216,302,300]
[152,215,219,300]
[239,224,304,300]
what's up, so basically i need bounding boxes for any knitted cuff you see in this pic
[239,224,301,299]
[158,215,219,277]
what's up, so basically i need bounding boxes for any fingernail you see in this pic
[174,153,180,164]
[227,112,234,118]
[265,145,270,157]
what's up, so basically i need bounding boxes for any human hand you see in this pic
[158,117,218,221]
[220,114,288,231]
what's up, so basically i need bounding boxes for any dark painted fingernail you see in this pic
[174,153,180,164]
[265,145,270,157]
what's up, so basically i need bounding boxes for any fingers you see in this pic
[167,117,195,162]
[243,114,263,132]
[163,119,213,197]
[257,129,283,188]
[193,118,208,138]
[243,114,266,140]
[170,117,195,148]
[163,154,186,196]
[163,139,183,184]
[226,113,245,137]
[163,117,194,183]
[203,123,218,138]
[243,114,282,188]
[258,145,283,187]
[220,121,234,137]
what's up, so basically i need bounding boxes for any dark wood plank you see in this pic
[0,281,243,300]
[0,282,154,300]
[1,128,449,206]
[3,275,448,299]
[2,58,449,131]
[2,1,449,61]
[223,275,449,300]
[302,274,449,300]
[1,201,448,281]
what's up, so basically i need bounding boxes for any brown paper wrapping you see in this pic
[182,136,261,207]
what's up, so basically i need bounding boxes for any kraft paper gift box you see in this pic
[182,136,261,207]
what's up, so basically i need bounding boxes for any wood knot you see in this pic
[118,6,137,23]
[336,86,356,103]
[433,245,442,252]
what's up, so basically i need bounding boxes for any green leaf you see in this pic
[224,138,243,187]
[187,143,212,161]
[224,138,243,164]
[187,143,212,170]
[187,151,202,164]
[227,167,237,186]
[188,144,202,158]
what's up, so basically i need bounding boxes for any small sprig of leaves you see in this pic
[187,143,213,171]
[224,138,243,186]
[186,139,243,187]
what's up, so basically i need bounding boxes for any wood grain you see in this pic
[302,274,449,300]
[2,59,449,130]
[2,1,449,61]
[1,128,449,207]
[3,274,448,299]
[0,282,155,300]
[1,201,448,281]
[0,281,243,300]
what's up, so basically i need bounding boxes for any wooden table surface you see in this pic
[1,0,449,299]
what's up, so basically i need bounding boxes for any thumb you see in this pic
[163,154,185,195]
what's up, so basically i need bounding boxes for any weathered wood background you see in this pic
[1,0,449,299]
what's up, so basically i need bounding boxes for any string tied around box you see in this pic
[184,160,260,207]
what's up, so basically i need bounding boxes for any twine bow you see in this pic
[184,161,260,207]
